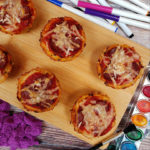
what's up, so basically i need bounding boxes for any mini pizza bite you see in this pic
[40,17,86,61]
[71,93,116,138]
[17,68,61,112]
[0,46,13,83]
[0,0,36,34]
[97,44,143,89]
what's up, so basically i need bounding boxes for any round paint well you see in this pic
[126,128,143,141]
[142,85,150,98]
[137,100,150,113]
[121,141,137,150]
[131,113,148,127]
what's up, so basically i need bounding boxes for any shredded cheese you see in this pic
[44,21,83,57]
[104,46,140,85]
[0,50,6,67]
[78,99,115,136]
[21,76,59,105]
[0,0,29,31]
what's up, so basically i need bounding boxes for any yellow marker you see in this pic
[111,21,116,25]
[131,114,148,127]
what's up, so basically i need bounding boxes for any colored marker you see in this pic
[75,0,150,23]
[96,0,134,38]
[73,6,114,25]
[108,0,150,16]
[88,0,115,25]
[70,0,116,27]
[85,8,150,30]
[46,0,118,32]
[129,0,150,11]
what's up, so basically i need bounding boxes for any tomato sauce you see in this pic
[104,47,116,57]
[103,73,113,84]
[0,0,35,33]
[100,116,115,136]
[43,18,83,58]
[20,91,30,100]
[83,96,108,106]
[77,97,114,136]
[0,51,8,71]
[21,72,49,89]
[77,106,86,131]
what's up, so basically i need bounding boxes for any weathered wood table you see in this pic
[0,0,150,150]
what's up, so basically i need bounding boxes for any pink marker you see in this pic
[77,0,113,14]
[72,0,150,23]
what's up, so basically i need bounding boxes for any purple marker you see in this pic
[74,0,150,23]
[84,8,150,30]
[85,8,119,22]
[46,0,118,32]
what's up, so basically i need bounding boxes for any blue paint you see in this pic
[47,0,63,7]
[121,141,137,150]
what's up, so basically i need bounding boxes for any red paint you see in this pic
[142,85,150,98]
[137,100,150,113]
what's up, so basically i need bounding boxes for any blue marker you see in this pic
[46,0,118,32]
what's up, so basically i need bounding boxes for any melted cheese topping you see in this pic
[21,76,59,106]
[0,50,6,72]
[44,21,83,57]
[0,50,6,65]
[78,99,115,136]
[0,0,29,31]
[103,46,140,86]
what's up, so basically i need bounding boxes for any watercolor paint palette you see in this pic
[107,63,150,150]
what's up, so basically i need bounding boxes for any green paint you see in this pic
[126,129,143,141]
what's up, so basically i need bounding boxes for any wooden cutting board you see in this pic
[0,0,149,146]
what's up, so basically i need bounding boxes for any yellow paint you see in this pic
[131,114,148,127]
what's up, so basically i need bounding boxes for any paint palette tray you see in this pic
[107,63,150,150]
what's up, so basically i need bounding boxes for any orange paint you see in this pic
[131,114,148,127]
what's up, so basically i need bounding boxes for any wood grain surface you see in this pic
[0,0,150,150]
